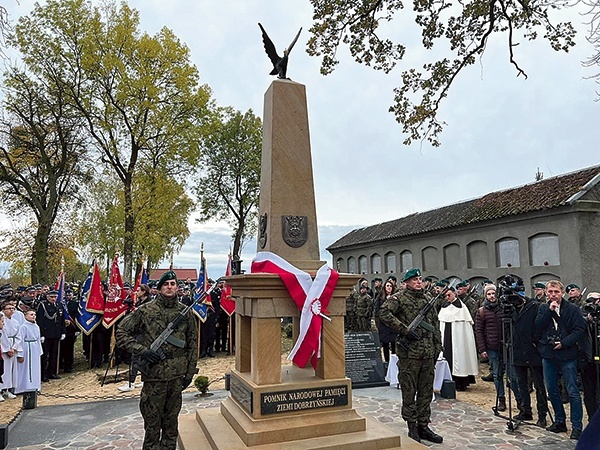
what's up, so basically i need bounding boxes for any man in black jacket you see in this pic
[36,290,66,381]
[510,294,548,426]
[535,280,586,440]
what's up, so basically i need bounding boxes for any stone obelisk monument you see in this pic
[178,80,405,449]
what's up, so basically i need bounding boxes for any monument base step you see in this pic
[179,409,424,449]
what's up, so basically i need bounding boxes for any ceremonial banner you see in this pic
[85,260,105,314]
[220,253,236,316]
[132,265,148,294]
[55,270,70,321]
[251,252,339,369]
[102,254,127,328]
[192,250,209,322]
[76,261,102,335]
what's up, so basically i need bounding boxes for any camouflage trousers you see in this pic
[140,378,184,450]
[397,357,435,424]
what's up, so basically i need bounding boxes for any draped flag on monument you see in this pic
[251,252,339,369]
[54,269,71,321]
[102,254,128,328]
[192,247,210,322]
[220,253,236,316]
[76,260,102,335]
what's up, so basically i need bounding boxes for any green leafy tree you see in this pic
[307,0,594,146]
[0,66,90,284]
[12,0,215,280]
[196,108,262,260]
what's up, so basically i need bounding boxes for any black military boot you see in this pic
[418,424,443,444]
[497,396,506,412]
[407,422,420,443]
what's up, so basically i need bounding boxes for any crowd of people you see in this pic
[0,275,233,398]
[346,270,600,444]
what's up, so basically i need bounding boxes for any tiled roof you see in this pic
[149,268,198,281]
[328,165,600,251]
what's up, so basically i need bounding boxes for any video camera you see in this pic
[583,302,600,320]
[496,274,527,312]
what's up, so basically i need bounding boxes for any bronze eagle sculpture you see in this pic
[258,23,302,80]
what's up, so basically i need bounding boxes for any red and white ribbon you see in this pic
[251,251,339,369]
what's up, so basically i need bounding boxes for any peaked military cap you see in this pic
[47,290,59,296]
[402,268,421,282]
[565,283,580,293]
[533,282,546,289]
[157,270,178,289]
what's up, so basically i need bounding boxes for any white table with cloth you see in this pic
[385,354,452,391]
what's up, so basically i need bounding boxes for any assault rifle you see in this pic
[135,283,216,375]
[398,280,456,351]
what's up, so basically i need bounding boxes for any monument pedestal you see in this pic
[178,79,407,448]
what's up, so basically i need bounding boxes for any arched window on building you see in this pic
[358,255,368,274]
[371,253,381,274]
[443,243,460,271]
[385,252,396,273]
[467,240,488,269]
[348,257,357,274]
[496,237,520,268]
[529,233,560,267]
[421,246,439,272]
[400,250,413,273]
[336,258,345,272]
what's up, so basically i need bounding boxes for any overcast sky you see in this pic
[3,1,600,278]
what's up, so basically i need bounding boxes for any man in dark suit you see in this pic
[535,280,586,440]
[36,290,66,381]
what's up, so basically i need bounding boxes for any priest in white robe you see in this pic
[16,310,43,394]
[438,287,479,391]
[1,301,22,398]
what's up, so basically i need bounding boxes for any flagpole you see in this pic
[197,244,204,359]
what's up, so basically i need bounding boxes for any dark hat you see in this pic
[386,275,397,283]
[148,280,158,289]
[565,284,580,293]
[157,270,178,289]
[533,282,546,289]
[435,281,446,287]
[123,282,132,289]
[373,277,383,282]
[208,278,215,284]
[402,268,421,282]
[47,290,59,296]
[33,284,42,289]
[26,287,36,293]
[483,279,494,285]
[456,280,469,288]
[423,276,433,283]
[17,286,26,292]
[440,279,450,286]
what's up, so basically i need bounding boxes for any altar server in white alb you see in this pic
[438,287,479,391]
[15,309,43,394]
[0,300,22,399]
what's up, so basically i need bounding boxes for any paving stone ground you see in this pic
[6,385,578,449]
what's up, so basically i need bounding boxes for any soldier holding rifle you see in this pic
[116,270,198,450]
[380,268,444,444]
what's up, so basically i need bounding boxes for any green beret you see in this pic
[483,279,493,285]
[157,270,178,289]
[402,268,421,282]
[565,283,580,293]
[423,276,433,282]
[373,277,383,282]
[435,281,446,287]
[533,282,546,289]
[456,280,468,288]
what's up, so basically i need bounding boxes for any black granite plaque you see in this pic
[230,375,253,414]
[344,331,388,388]
[260,384,348,415]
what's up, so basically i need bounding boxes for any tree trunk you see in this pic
[31,220,52,284]
[123,174,135,283]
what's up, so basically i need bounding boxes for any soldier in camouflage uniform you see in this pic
[457,280,479,324]
[379,268,443,444]
[116,271,198,450]
[356,284,374,331]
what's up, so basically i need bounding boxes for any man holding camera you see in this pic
[535,280,586,440]
[580,292,600,420]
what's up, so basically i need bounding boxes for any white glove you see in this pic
[60,334,66,341]
[41,336,45,343]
